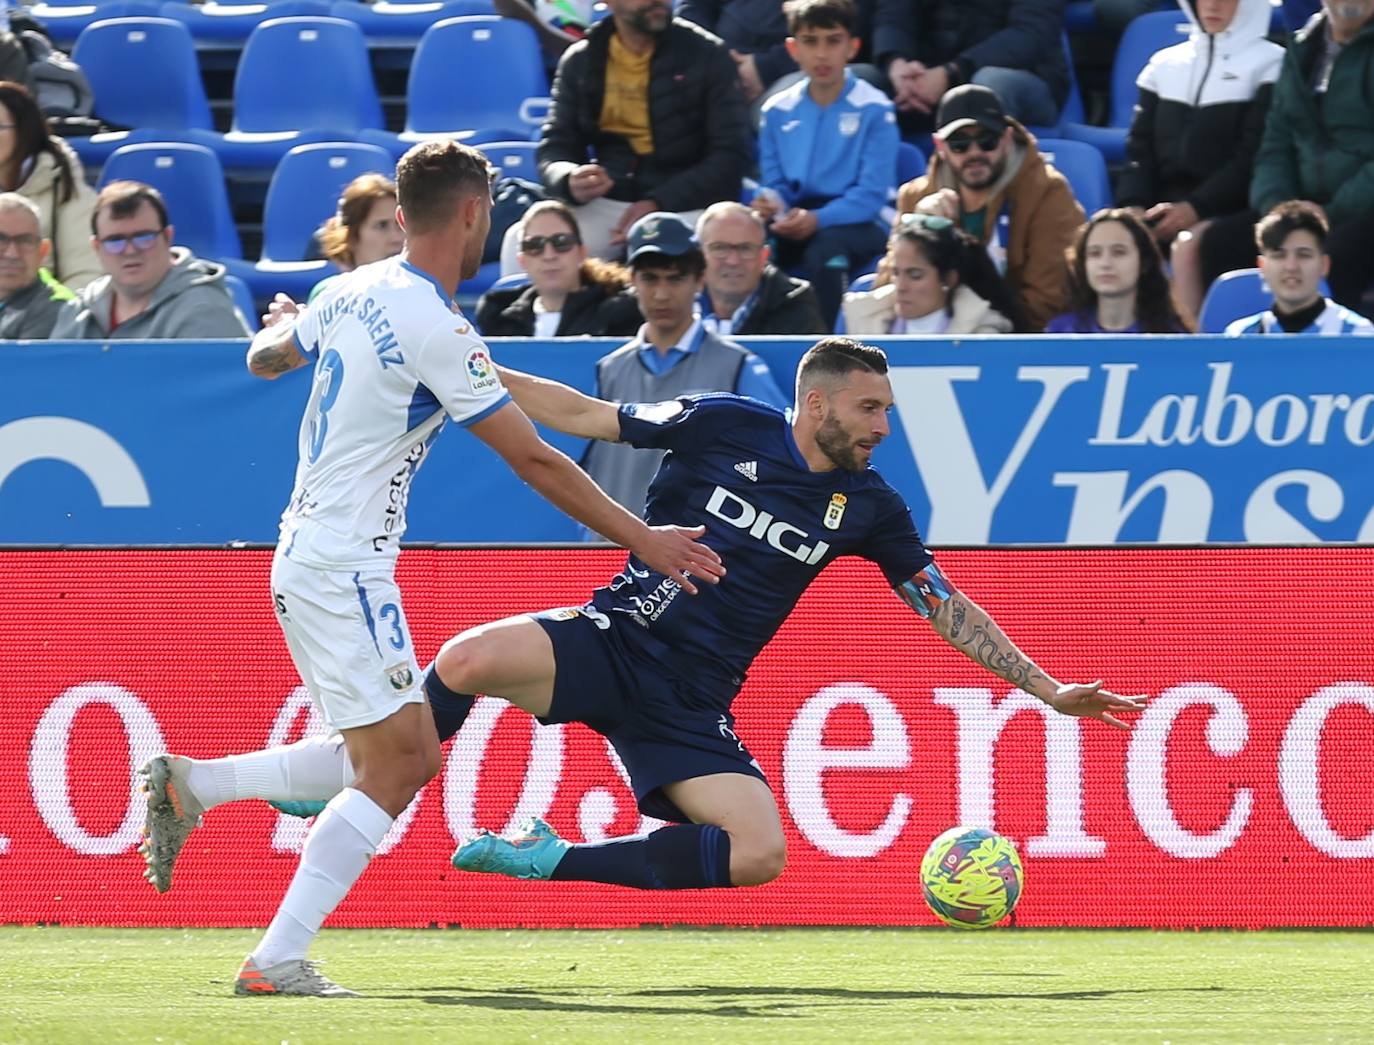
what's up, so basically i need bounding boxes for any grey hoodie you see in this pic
[51,246,251,339]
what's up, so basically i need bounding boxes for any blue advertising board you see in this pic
[2,337,1371,544]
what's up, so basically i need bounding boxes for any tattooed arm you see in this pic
[899,562,1148,731]
[246,294,310,380]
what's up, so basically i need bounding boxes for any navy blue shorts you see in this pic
[531,606,767,823]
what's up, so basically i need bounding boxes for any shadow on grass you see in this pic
[390,984,1227,1019]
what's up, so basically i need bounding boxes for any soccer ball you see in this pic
[920,826,1024,929]
[534,0,593,38]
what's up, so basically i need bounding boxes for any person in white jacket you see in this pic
[0,80,99,289]
[841,211,1017,334]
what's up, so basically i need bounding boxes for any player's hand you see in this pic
[631,524,725,596]
[263,292,300,329]
[1048,681,1149,731]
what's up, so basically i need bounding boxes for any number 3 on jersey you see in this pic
[307,349,345,463]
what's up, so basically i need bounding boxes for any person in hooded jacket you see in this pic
[51,181,251,339]
[1116,0,1283,322]
[0,80,99,290]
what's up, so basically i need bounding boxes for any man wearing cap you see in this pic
[894,84,1083,332]
[581,211,790,525]
[872,0,1067,134]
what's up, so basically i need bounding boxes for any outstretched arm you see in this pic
[898,564,1148,731]
[495,365,623,441]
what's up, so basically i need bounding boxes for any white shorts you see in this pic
[270,552,425,731]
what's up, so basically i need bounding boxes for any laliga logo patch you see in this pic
[823,492,847,530]
[386,665,415,692]
[464,346,500,394]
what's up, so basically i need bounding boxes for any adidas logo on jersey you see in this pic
[734,460,758,482]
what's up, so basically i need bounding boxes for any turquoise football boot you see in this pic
[451,817,571,880]
[268,799,328,819]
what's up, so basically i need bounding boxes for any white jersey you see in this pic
[279,256,509,569]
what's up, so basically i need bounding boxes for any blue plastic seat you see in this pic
[69,18,220,169]
[896,140,925,185]
[1197,268,1333,332]
[98,142,243,261]
[362,16,548,156]
[1062,10,1188,162]
[24,0,162,46]
[479,140,539,183]
[327,0,493,43]
[216,17,383,169]
[156,0,332,44]
[1036,137,1113,216]
[222,272,260,332]
[237,141,395,299]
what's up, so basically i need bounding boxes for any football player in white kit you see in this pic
[137,141,723,997]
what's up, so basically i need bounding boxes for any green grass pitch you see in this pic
[1,927,1370,1043]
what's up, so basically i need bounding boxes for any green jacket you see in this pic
[0,268,76,339]
[1251,13,1374,225]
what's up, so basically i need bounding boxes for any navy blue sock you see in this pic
[423,664,475,743]
[550,824,733,889]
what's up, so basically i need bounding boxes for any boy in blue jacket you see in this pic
[754,0,897,327]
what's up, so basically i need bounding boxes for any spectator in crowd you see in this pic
[872,0,1068,133]
[477,199,641,336]
[896,85,1084,331]
[528,0,753,267]
[0,81,98,289]
[51,180,251,339]
[1047,208,1189,332]
[842,212,1018,334]
[753,0,897,328]
[1204,0,1374,310]
[1225,200,1374,334]
[696,201,825,335]
[1117,0,1282,324]
[0,191,73,338]
[679,0,797,103]
[581,212,790,522]
[308,173,406,301]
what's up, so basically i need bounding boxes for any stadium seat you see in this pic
[217,17,385,170]
[238,141,395,299]
[1197,268,1333,332]
[1061,10,1188,162]
[1036,138,1113,216]
[222,272,261,332]
[896,141,925,185]
[327,0,494,43]
[156,0,332,44]
[23,0,162,46]
[98,142,243,262]
[479,141,539,183]
[69,18,220,169]
[361,16,548,156]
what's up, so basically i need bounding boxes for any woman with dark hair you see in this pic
[307,173,405,301]
[841,212,1019,335]
[0,80,99,288]
[477,199,640,337]
[1047,209,1190,334]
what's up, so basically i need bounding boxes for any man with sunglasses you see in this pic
[0,192,74,339]
[894,84,1083,331]
[51,180,250,339]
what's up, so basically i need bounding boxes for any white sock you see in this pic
[250,788,393,968]
[182,736,355,810]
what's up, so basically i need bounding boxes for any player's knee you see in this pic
[432,635,494,695]
[729,833,787,886]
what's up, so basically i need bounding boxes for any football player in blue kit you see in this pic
[156,336,1145,896]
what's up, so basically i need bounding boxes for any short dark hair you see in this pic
[796,336,888,397]
[395,140,493,235]
[785,0,857,34]
[92,180,169,235]
[631,248,706,279]
[1256,200,1328,253]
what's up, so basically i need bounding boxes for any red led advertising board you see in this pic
[1,548,1370,928]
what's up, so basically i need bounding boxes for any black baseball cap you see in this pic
[935,84,1009,139]
[626,211,698,263]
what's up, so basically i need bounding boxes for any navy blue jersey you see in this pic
[587,394,934,708]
